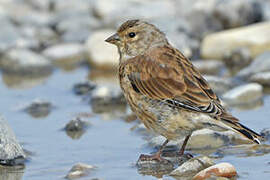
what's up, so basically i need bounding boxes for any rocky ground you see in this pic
[0,0,270,180]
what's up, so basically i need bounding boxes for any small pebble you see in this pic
[192,162,237,180]
[24,99,52,118]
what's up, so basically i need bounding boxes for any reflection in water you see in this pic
[65,130,85,140]
[136,149,192,179]
[2,71,51,89]
[0,164,24,180]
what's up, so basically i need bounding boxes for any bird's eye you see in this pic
[128,32,136,38]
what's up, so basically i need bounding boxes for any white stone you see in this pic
[43,43,86,61]
[85,30,119,69]
[201,22,270,59]
[222,83,263,105]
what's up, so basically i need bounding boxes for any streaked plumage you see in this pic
[106,20,262,161]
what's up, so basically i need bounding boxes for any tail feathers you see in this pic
[221,118,262,144]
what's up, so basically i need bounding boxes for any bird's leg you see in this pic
[178,134,192,157]
[139,139,169,162]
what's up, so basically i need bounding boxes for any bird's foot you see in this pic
[139,153,169,163]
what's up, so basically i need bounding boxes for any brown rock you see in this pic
[192,162,237,180]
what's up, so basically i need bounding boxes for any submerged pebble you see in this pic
[64,117,89,132]
[65,163,96,179]
[24,99,53,118]
[192,162,237,180]
[73,81,96,95]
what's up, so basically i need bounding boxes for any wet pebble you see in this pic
[237,51,270,78]
[85,30,119,70]
[193,60,224,75]
[192,162,237,180]
[170,156,214,177]
[0,115,25,166]
[64,117,89,132]
[222,83,263,105]
[249,72,270,86]
[65,163,96,179]
[24,99,53,118]
[201,22,270,60]
[73,81,96,95]
[0,48,53,75]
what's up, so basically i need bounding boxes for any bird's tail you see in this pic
[220,114,263,144]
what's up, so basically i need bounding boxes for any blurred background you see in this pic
[0,0,270,179]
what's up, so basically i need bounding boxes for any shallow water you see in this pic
[1,66,269,180]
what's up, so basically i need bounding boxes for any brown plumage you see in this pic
[106,20,262,161]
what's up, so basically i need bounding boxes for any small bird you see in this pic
[105,20,262,162]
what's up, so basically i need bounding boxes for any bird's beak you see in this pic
[105,33,120,44]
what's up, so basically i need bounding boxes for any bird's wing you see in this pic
[123,45,232,120]
[122,45,264,144]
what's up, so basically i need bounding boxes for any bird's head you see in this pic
[105,20,168,61]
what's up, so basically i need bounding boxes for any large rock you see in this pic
[222,83,263,105]
[0,48,53,75]
[85,30,119,70]
[0,116,25,165]
[201,22,270,60]
[236,51,270,78]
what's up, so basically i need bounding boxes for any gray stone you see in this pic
[0,48,53,75]
[0,115,25,165]
[237,52,270,78]
[261,128,270,142]
[169,156,214,177]
[249,72,270,86]
[42,43,86,62]
[94,0,176,24]
[213,0,262,29]
[203,75,233,95]
[185,9,223,40]
[61,29,91,43]
[222,83,263,105]
[201,22,270,60]
[223,48,252,70]
[65,163,96,179]
[0,19,21,52]
[193,60,224,75]
[85,30,119,70]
